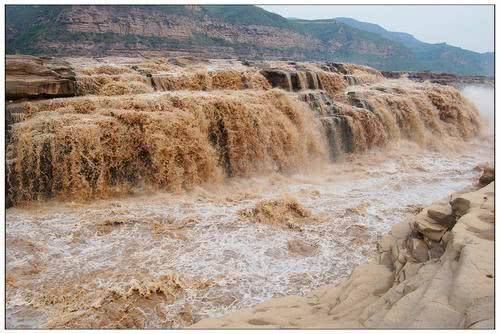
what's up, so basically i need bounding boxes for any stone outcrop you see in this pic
[259,69,323,91]
[6,55,77,100]
[192,181,494,329]
[479,166,495,186]
[381,71,494,88]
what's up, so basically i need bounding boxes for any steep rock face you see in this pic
[6,5,493,75]
[6,55,77,100]
[60,6,320,50]
[192,181,494,329]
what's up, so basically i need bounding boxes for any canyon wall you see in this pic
[6,5,493,75]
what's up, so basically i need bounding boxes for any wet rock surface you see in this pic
[381,71,494,88]
[6,55,77,100]
[479,166,495,186]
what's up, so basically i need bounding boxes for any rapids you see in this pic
[6,137,493,328]
[5,57,494,328]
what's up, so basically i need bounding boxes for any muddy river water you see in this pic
[5,86,494,328]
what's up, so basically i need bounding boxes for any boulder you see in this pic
[426,204,454,227]
[408,238,429,262]
[413,215,447,241]
[429,243,445,259]
[390,222,411,239]
[451,182,494,218]
[479,166,494,186]
[260,69,292,91]
[450,197,471,218]
[6,55,77,100]
[377,234,395,253]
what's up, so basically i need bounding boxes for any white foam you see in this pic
[6,136,493,327]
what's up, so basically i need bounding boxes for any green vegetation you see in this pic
[5,4,493,76]
[202,5,292,29]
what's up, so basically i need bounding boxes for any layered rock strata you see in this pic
[6,55,77,100]
[381,71,494,88]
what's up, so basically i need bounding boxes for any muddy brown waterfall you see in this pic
[5,58,482,206]
[5,3,495,329]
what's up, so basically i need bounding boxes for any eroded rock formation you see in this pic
[6,55,77,100]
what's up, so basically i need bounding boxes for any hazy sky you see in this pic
[260,5,494,53]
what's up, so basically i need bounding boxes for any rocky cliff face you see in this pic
[192,176,495,329]
[59,6,319,50]
[6,5,494,76]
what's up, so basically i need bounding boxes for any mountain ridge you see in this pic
[6,5,494,76]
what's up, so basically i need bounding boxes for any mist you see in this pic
[461,85,494,131]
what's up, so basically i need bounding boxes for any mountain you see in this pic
[335,17,494,76]
[6,5,493,76]
[335,17,425,49]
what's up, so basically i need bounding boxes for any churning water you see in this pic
[5,85,494,328]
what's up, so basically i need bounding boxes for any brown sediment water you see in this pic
[149,70,271,92]
[5,58,493,328]
[6,137,492,328]
[75,74,152,96]
[6,90,327,205]
[6,80,481,205]
[239,196,321,230]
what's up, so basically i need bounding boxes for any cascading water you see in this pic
[5,58,493,328]
[6,80,481,205]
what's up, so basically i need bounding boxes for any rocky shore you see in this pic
[193,170,494,329]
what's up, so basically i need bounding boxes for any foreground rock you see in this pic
[6,55,77,100]
[192,182,494,329]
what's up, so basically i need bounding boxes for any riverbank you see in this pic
[193,171,494,328]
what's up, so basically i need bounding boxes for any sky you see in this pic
[259,5,494,53]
